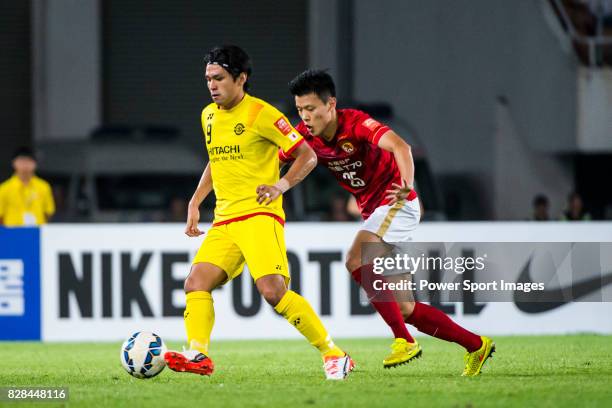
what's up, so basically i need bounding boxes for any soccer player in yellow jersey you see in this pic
[0,147,55,227]
[164,45,354,380]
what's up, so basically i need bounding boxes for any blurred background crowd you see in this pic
[1,0,611,225]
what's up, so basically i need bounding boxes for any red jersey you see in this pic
[280,108,417,220]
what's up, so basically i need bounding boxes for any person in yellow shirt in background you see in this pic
[0,147,55,227]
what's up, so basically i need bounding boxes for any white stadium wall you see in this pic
[33,222,612,342]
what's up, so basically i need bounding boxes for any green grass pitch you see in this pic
[1,335,611,407]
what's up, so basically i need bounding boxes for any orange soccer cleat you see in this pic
[164,349,214,376]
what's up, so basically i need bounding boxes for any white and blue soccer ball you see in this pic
[120,331,167,379]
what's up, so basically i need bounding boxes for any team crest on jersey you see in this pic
[340,141,355,154]
[274,117,292,135]
[234,123,245,135]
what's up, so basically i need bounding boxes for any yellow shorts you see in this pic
[193,214,290,284]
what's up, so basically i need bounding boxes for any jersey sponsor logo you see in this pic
[234,123,246,135]
[362,118,381,131]
[288,131,299,142]
[340,141,355,154]
[208,145,241,155]
[274,117,292,135]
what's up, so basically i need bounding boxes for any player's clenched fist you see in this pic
[185,206,204,237]
[256,184,282,205]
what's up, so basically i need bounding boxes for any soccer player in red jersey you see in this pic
[282,70,494,376]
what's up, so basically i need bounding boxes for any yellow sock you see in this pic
[274,290,344,358]
[184,291,214,354]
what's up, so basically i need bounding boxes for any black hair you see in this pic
[568,191,581,201]
[288,69,336,102]
[204,45,252,91]
[533,194,549,207]
[12,146,36,161]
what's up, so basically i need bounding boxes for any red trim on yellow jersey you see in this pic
[281,138,305,158]
[213,212,285,227]
[279,149,292,163]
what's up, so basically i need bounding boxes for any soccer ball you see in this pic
[120,331,167,379]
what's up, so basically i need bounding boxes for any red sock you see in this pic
[351,265,414,343]
[406,302,482,352]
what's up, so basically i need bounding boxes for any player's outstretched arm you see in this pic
[378,131,415,204]
[186,163,213,237]
[257,142,317,205]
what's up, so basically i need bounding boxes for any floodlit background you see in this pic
[2,0,611,223]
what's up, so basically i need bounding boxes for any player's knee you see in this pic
[184,265,220,293]
[259,287,285,307]
[255,275,287,306]
[184,274,199,293]
[400,301,416,321]
[345,253,361,273]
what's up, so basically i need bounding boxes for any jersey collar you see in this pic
[216,93,250,113]
[320,109,344,144]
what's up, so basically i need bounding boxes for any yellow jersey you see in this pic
[0,175,55,227]
[201,93,304,225]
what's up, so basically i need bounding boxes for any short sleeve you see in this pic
[353,114,391,145]
[278,148,295,163]
[257,105,304,156]
[43,182,56,216]
[279,121,310,163]
[0,185,6,218]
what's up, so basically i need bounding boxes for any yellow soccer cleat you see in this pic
[462,336,495,377]
[383,338,422,368]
